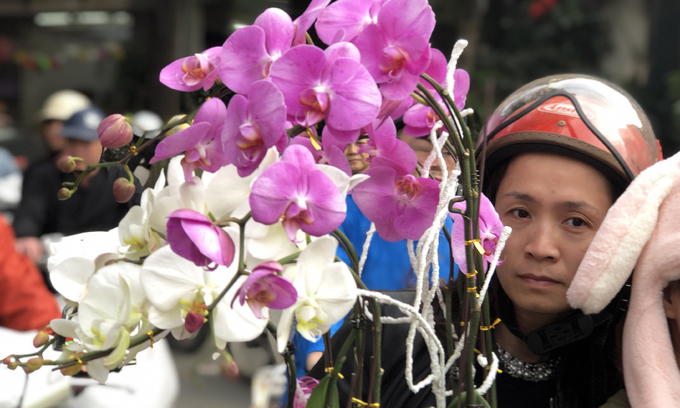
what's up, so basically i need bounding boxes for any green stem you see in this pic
[331,229,360,277]
[11,337,57,360]
[284,350,297,408]
[330,229,382,404]
[286,124,305,139]
[122,163,134,184]
[415,82,465,159]
[50,327,163,369]
[277,251,301,266]
[418,73,490,406]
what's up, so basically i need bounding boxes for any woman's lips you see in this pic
[518,274,560,288]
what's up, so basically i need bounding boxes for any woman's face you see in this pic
[344,139,370,174]
[494,152,613,321]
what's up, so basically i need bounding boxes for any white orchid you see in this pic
[317,163,369,196]
[47,228,121,303]
[118,169,167,259]
[205,147,278,220]
[276,236,358,353]
[50,262,147,383]
[140,240,267,349]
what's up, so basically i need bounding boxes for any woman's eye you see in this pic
[566,218,586,228]
[511,209,529,219]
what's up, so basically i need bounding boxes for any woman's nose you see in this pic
[345,143,359,155]
[524,222,560,261]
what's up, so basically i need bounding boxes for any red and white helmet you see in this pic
[478,74,663,190]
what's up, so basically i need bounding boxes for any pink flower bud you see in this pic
[33,331,50,348]
[184,312,205,334]
[3,356,15,369]
[98,114,133,148]
[57,188,72,200]
[112,177,136,203]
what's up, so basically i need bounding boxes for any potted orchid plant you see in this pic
[3,1,511,407]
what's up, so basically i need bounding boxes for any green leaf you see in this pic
[306,375,340,408]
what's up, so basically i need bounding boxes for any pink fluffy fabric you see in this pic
[567,152,680,407]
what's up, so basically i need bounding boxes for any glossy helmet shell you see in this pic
[477,74,663,191]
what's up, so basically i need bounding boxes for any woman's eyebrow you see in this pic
[559,200,598,212]
[502,192,535,202]
[502,192,599,212]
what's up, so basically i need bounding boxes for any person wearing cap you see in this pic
[13,91,91,262]
[308,74,663,408]
[34,90,92,159]
[13,107,141,265]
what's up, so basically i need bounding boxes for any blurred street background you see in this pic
[1,0,680,164]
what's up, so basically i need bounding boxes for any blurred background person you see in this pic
[402,133,457,182]
[13,91,90,262]
[344,135,370,175]
[33,90,91,162]
[13,106,141,266]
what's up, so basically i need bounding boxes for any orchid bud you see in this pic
[112,177,136,203]
[33,331,50,348]
[3,356,15,369]
[184,312,206,334]
[25,356,44,371]
[98,114,133,148]
[60,363,82,376]
[57,156,77,173]
[57,188,72,200]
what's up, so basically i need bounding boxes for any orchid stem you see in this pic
[331,229,360,276]
[50,327,163,370]
[9,337,57,361]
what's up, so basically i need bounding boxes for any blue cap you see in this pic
[62,107,106,142]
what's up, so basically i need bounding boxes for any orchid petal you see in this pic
[254,8,295,58]
[315,0,378,44]
[140,246,207,311]
[293,0,332,46]
[219,26,270,94]
[150,122,211,163]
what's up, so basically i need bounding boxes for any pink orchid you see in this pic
[292,0,332,46]
[269,42,381,140]
[378,95,413,119]
[403,50,470,136]
[290,135,351,176]
[294,376,320,408]
[233,261,297,319]
[159,47,221,92]
[166,209,236,268]
[315,0,385,44]
[249,145,346,242]
[352,157,440,241]
[449,193,504,274]
[219,8,295,95]
[150,98,229,183]
[358,117,416,173]
[352,0,435,100]
[221,80,287,177]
